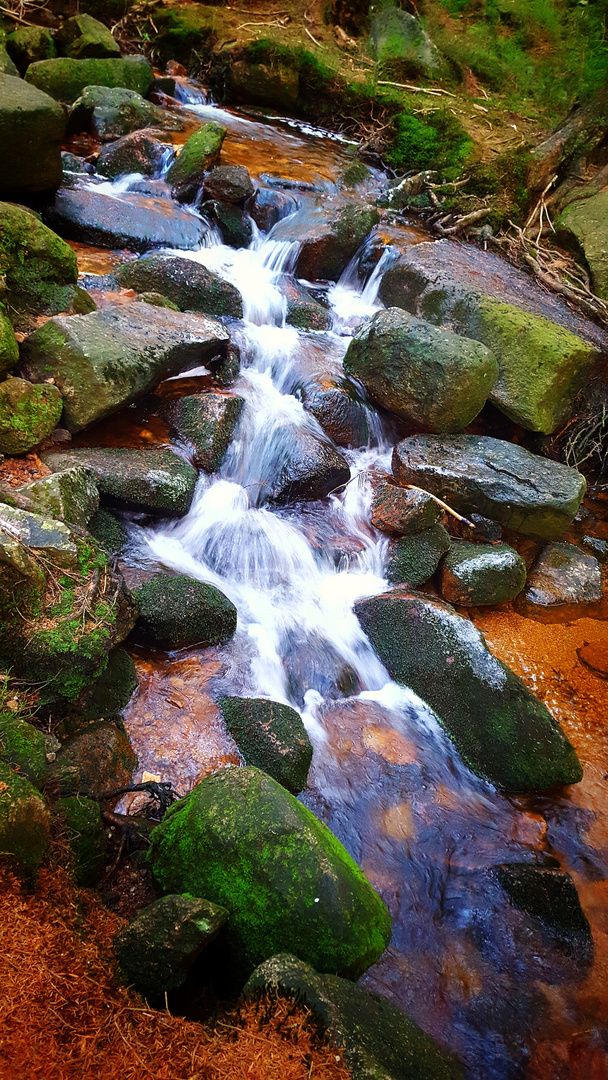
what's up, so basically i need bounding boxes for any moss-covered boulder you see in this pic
[0,201,87,330]
[558,189,608,301]
[70,85,171,141]
[0,711,46,788]
[201,199,253,248]
[280,276,332,332]
[19,466,99,529]
[132,574,237,650]
[0,45,18,76]
[0,77,65,197]
[6,25,55,72]
[219,697,312,794]
[392,435,586,541]
[144,3,216,67]
[0,377,62,455]
[293,204,380,282]
[385,525,451,587]
[115,254,243,318]
[148,765,392,980]
[355,588,582,792]
[245,954,463,1080]
[96,130,168,179]
[42,447,198,516]
[76,646,137,723]
[167,122,226,203]
[0,314,19,377]
[21,302,228,432]
[370,7,444,79]
[371,478,442,535]
[54,796,106,886]
[56,15,121,60]
[228,59,299,110]
[88,508,129,555]
[490,863,593,962]
[516,542,604,622]
[25,54,153,103]
[344,308,498,432]
[115,894,228,998]
[440,541,527,607]
[0,762,50,880]
[161,393,244,473]
[55,721,137,797]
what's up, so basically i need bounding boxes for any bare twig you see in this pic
[377,79,456,98]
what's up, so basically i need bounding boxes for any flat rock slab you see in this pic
[516,542,604,622]
[42,447,198,516]
[25,54,153,103]
[392,435,586,541]
[20,302,228,432]
[116,254,243,318]
[45,186,208,253]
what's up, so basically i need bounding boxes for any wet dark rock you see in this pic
[203,164,255,205]
[161,392,244,472]
[96,131,168,179]
[148,765,392,980]
[228,59,299,109]
[88,508,129,555]
[0,763,50,881]
[268,428,351,505]
[386,525,451,587]
[115,254,243,318]
[0,712,46,788]
[283,630,361,707]
[115,894,229,999]
[219,697,313,794]
[6,25,55,73]
[41,447,198,516]
[245,954,463,1080]
[214,342,241,388]
[293,203,380,281]
[392,435,586,541]
[582,535,608,562]
[77,646,137,724]
[128,178,173,199]
[461,513,503,542]
[55,721,137,797]
[490,863,593,962]
[202,200,253,248]
[53,797,106,886]
[0,77,65,197]
[279,276,332,331]
[62,151,93,176]
[44,186,208,253]
[440,542,527,607]
[70,85,183,142]
[371,479,442,535]
[0,377,62,455]
[344,308,498,433]
[516,542,603,622]
[19,466,99,528]
[132,574,237,650]
[167,122,226,202]
[355,588,582,792]
[300,374,372,448]
[21,302,229,431]
[55,14,121,60]
[25,55,153,104]
[250,187,297,232]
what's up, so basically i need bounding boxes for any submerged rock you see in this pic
[96,131,168,178]
[132,574,237,649]
[167,122,226,202]
[355,588,582,792]
[19,466,99,528]
[203,165,255,205]
[53,797,106,886]
[393,435,586,541]
[55,14,121,60]
[386,525,451,587]
[516,542,603,622]
[115,254,243,318]
[219,697,312,794]
[21,302,228,432]
[440,542,527,606]
[268,427,351,505]
[42,447,198,516]
[371,478,442,535]
[344,307,498,432]
[148,766,392,980]
[558,189,608,301]
[245,954,463,1080]
[161,392,244,472]
[115,894,229,999]
[25,55,153,104]
[490,863,593,962]
[0,763,50,881]
[0,377,62,455]
[0,77,65,197]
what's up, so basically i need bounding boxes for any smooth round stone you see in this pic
[441,541,527,606]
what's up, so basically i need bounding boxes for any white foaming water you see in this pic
[328,246,394,331]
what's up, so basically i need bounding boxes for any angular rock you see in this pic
[20,466,99,528]
[115,894,228,998]
[148,765,392,980]
[6,25,55,72]
[0,503,79,578]
[300,374,372,448]
[21,303,228,432]
[370,7,444,78]
[0,45,18,76]
[440,541,527,607]
[385,525,451,587]
[372,479,442,535]
[88,508,129,555]
[202,199,252,248]
[280,276,332,331]
[96,130,168,178]
[245,954,463,1080]
[292,203,380,281]
[219,697,313,794]
[268,427,351,505]
[115,254,243,318]
[56,722,137,797]
[0,712,46,788]
[70,85,175,141]
[0,762,50,881]
[54,796,106,886]
[45,186,207,254]
[0,76,65,196]
[355,588,582,792]
[132,574,237,649]
[77,646,137,724]
[0,314,19,377]
[344,308,498,432]
[558,189,608,300]
[490,863,593,962]
[516,542,603,622]
[56,15,121,60]
[250,187,297,232]
[42,447,198,516]
[25,54,153,104]
[167,122,226,202]
[392,435,586,541]
[161,393,244,472]
[0,376,62,454]
[203,164,255,205]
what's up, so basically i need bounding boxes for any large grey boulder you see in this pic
[0,75,65,196]
[20,302,228,432]
[25,54,153,104]
[115,254,243,318]
[558,189,608,300]
[70,85,183,142]
[370,7,444,79]
[516,542,604,622]
[392,435,586,540]
[355,587,582,792]
[42,447,198,515]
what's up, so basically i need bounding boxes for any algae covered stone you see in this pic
[42,447,197,516]
[0,712,46,788]
[148,765,392,980]
[161,393,244,472]
[56,14,121,60]
[440,541,527,606]
[116,254,243,318]
[558,189,608,300]
[385,525,451,587]
[70,85,168,141]
[0,377,62,455]
[0,313,19,377]
[355,588,582,792]
[54,796,106,885]
[219,697,312,794]
[293,203,380,282]
[0,76,65,197]
[0,762,50,880]
[25,54,153,103]
[167,122,227,202]
[56,722,137,796]
[132,574,237,649]
[6,25,55,71]
[20,466,99,528]
[0,201,82,329]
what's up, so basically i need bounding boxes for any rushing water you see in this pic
[73,92,608,1080]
